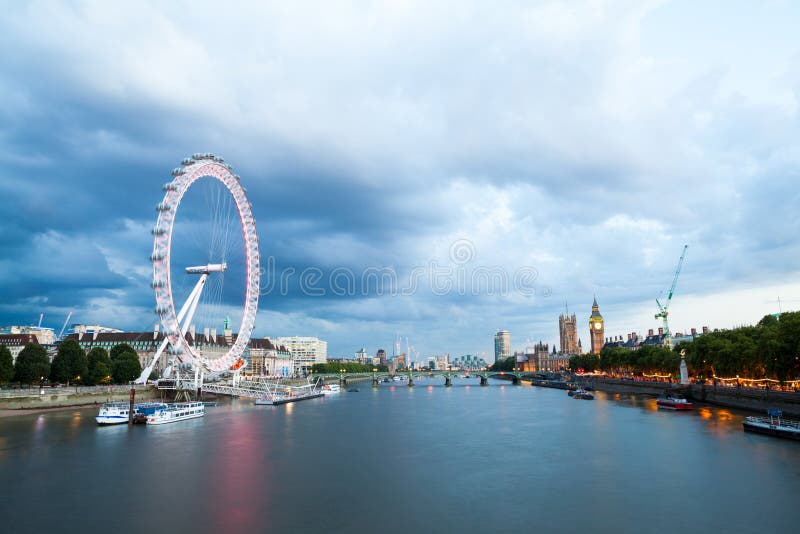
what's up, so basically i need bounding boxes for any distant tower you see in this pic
[494,330,510,363]
[559,303,579,355]
[589,297,604,355]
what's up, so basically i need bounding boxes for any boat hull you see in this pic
[95,416,130,425]
[657,400,693,410]
[146,412,204,425]
[743,421,800,440]
[255,393,324,405]
[146,402,205,425]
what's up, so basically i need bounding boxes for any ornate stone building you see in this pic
[589,297,604,355]
[559,307,579,355]
[517,342,569,373]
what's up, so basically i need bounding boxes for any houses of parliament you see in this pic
[559,297,604,356]
[501,298,606,373]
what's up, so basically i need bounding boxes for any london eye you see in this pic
[137,154,260,382]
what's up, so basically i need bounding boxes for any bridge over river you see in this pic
[155,370,548,399]
[314,369,547,387]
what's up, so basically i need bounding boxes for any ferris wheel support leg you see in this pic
[179,274,208,338]
[135,274,208,384]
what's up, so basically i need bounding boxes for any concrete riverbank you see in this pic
[0,385,160,414]
[576,377,800,417]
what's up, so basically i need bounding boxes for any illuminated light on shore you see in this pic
[711,376,800,388]
[642,372,673,379]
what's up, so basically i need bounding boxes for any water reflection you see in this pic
[2,386,799,534]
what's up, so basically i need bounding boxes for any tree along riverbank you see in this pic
[576,376,800,417]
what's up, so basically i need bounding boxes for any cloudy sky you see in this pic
[1,0,799,360]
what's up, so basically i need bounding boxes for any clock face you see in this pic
[594,322,602,330]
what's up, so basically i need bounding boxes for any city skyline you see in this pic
[0,2,799,357]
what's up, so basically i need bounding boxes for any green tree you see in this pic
[13,344,50,386]
[50,339,88,384]
[87,347,112,385]
[110,343,136,361]
[0,345,13,383]
[676,310,800,383]
[489,356,515,372]
[112,351,141,384]
[49,350,70,384]
[569,354,599,373]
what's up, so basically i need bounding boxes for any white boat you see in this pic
[146,402,205,425]
[321,384,341,395]
[95,402,167,425]
[95,402,133,425]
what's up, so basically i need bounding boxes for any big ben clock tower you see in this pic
[589,297,604,355]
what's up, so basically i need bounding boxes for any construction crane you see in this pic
[58,311,73,341]
[655,245,688,350]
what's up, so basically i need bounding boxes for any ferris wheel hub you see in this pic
[185,263,227,274]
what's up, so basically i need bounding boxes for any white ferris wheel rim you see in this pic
[151,154,260,373]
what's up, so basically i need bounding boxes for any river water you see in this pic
[1,378,799,533]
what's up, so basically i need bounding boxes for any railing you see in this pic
[746,416,800,429]
[201,383,266,398]
[0,384,152,398]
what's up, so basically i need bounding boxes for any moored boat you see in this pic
[321,384,341,395]
[743,410,800,440]
[95,402,168,425]
[656,395,693,410]
[146,402,205,425]
[256,379,323,405]
[572,389,594,400]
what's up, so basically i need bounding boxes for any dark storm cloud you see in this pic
[1,1,799,356]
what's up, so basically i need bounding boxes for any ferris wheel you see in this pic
[136,154,260,383]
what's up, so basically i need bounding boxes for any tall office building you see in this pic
[559,306,579,355]
[494,330,510,363]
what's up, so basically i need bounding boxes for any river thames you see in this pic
[1,378,799,533]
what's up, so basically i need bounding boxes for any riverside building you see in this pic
[64,324,293,377]
[0,325,55,346]
[517,342,568,373]
[271,336,328,375]
[0,333,43,362]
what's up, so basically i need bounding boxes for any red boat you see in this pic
[656,395,693,410]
